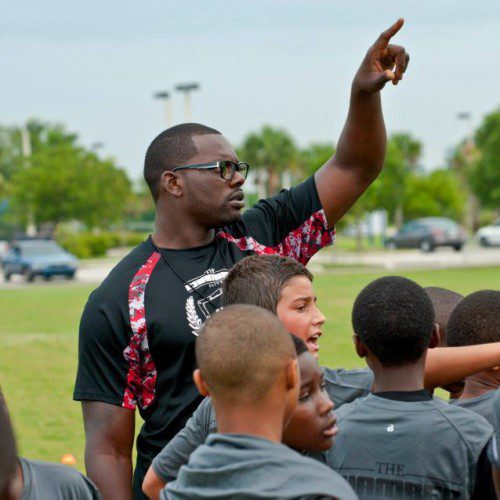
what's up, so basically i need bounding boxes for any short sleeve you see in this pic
[487,392,500,467]
[220,176,335,265]
[152,397,217,482]
[73,290,131,408]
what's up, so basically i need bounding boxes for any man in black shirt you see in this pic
[74,19,410,499]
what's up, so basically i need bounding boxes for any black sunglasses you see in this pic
[171,160,249,181]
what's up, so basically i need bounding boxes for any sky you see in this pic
[1,0,500,181]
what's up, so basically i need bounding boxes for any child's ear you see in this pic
[353,334,368,358]
[193,369,210,396]
[428,324,440,349]
[285,359,299,391]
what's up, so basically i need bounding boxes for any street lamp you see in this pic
[154,91,173,127]
[175,83,200,122]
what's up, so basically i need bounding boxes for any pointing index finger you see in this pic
[374,18,404,49]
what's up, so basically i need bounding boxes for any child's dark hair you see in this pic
[352,276,435,367]
[223,255,313,313]
[447,290,500,347]
[291,334,308,356]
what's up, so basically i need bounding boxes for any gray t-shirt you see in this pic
[326,394,494,498]
[487,391,500,467]
[449,389,498,426]
[323,367,373,409]
[19,458,101,500]
[162,433,357,500]
[152,366,373,483]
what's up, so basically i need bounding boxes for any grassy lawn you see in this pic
[0,266,499,471]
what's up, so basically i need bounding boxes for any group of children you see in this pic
[1,254,499,499]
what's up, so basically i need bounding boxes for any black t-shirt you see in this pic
[73,177,334,498]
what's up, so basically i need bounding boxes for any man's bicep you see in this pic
[315,162,372,227]
[82,401,135,454]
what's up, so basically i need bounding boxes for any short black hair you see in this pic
[352,276,435,367]
[291,334,308,357]
[223,255,313,313]
[447,290,500,347]
[0,387,17,497]
[424,287,463,345]
[144,123,221,202]
[196,305,296,402]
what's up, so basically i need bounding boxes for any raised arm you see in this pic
[424,342,500,391]
[315,18,409,226]
[82,401,135,500]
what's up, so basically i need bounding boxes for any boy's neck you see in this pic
[370,359,426,393]
[459,371,500,400]
[213,394,287,444]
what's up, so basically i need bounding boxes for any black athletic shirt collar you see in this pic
[373,389,432,402]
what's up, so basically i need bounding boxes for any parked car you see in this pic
[475,219,500,247]
[2,239,78,281]
[385,218,467,252]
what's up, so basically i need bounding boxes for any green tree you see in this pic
[8,123,133,230]
[297,143,334,180]
[470,109,500,210]
[404,169,465,221]
[238,125,297,196]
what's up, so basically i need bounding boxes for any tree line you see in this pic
[0,110,498,241]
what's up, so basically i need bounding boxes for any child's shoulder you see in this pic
[432,399,494,454]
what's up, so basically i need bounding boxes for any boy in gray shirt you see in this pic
[0,388,100,500]
[162,305,356,499]
[326,277,495,499]
[447,290,500,426]
[489,392,500,496]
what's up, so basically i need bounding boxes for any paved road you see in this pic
[311,245,500,271]
[1,245,499,289]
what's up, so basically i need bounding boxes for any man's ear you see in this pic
[285,359,299,391]
[193,369,210,396]
[161,171,183,197]
[428,324,440,349]
[353,334,368,358]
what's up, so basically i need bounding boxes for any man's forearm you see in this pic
[333,89,386,182]
[85,449,133,500]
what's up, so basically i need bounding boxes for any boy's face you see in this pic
[276,276,326,358]
[282,352,336,451]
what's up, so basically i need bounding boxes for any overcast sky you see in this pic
[1,1,499,181]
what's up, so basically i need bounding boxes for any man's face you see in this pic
[276,276,326,359]
[176,134,246,228]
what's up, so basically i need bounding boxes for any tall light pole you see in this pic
[456,111,478,232]
[21,126,36,237]
[175,83,200,122]
[154,91,173,127]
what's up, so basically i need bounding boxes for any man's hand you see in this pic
[315,18,409,226]
[353,18,410,94]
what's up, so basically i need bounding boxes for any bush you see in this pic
[55,230,148,258]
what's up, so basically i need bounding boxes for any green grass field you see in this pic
[0,266,499,471]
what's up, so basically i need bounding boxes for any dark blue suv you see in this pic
[2,240,78,282]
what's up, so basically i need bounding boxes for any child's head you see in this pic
[352,276,437,368]
[194,304,299,421]
[424,286,463,346]
[447,290,500,351]
[223,255,325,357]
[284,336,336,452]
[0,387,17,500]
